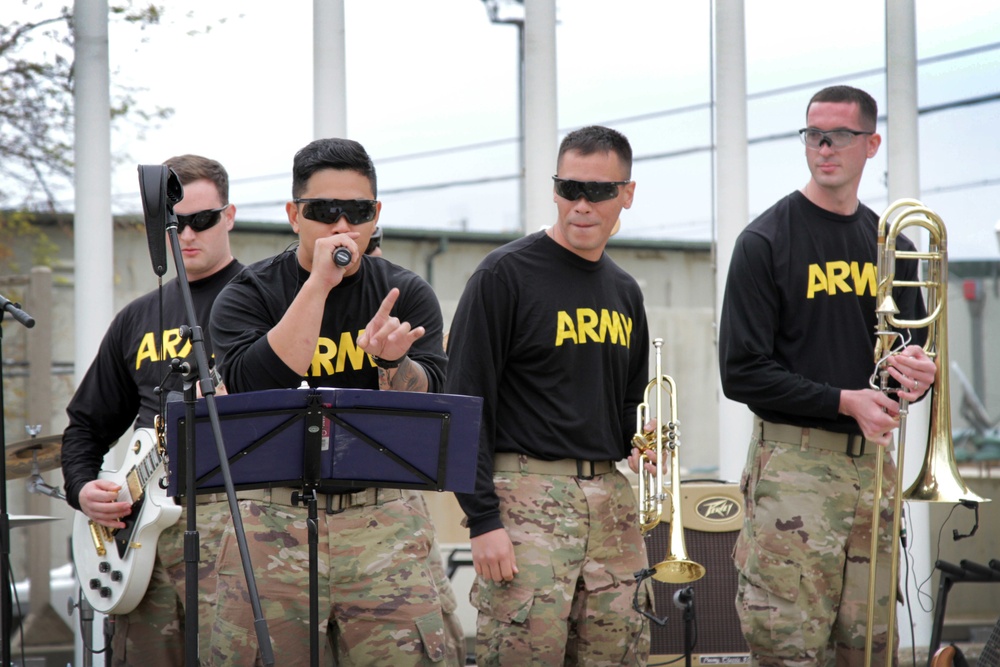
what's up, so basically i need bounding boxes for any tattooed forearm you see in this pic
[377,357,428,393]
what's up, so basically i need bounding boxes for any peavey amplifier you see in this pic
[643,481,750,664]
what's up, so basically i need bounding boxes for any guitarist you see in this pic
[61,154,244,667]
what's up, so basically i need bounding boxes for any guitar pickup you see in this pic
[87,521,108,558]
[125,468,143,503]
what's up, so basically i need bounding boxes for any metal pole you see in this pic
[522,0,557,234]
[713,0,752,482]
[313,0,347,139]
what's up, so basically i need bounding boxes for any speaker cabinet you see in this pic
[644,481,750,664]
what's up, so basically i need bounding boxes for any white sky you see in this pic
[19,0,1000,258]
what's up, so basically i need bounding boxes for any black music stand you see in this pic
[164,386,482,665]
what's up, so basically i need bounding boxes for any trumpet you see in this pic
[633,338,705,584]
[864,200,990,665]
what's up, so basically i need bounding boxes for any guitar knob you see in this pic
[98,562,111,573]
[89,579,101,590]
[99,587,112,598]
[110,570,123,582]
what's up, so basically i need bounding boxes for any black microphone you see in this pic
[673,587,694,610]
[0,293,35,328]
[333,247,352,267]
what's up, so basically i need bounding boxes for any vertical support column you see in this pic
[885,0,932,649]
[713,0,752,482]
[73,0,113,380]
[313,0,347,139]
[522,0,558,234]
[26,267,54,618]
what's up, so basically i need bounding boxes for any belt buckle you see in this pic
[325,492,347,515]
[576,460,596,480]
[846,435,866,458]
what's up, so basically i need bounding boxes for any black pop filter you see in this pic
[138,165,184,277]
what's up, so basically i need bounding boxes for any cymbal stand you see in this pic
[1,293,36,666]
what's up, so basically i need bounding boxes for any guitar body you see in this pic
[71,428,181,614]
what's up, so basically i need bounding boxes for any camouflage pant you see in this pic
[209,488,455,666]
[733,427,899,667]
[472,467,651,666]
[407,489,467,665]
[111,500,230,667]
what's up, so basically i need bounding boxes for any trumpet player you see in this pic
[446,125,654,666]
[719,86,937,666]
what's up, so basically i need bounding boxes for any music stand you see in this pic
[164,386,482,665]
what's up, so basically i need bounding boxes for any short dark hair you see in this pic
[291,138,378,199]
[163,154,229,204]
[557,125,633,179]
[807,86,878,131]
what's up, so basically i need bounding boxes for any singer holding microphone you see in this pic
[208,138,459,666]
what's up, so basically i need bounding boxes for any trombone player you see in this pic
[719,86,937,666]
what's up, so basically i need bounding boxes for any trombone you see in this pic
[633,338,705,584]
[864,199,990,665]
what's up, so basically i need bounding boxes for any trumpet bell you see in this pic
[649,557,706,584]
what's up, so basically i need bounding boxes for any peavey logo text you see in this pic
[695,497,741,523]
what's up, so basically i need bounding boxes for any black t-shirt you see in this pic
[61,259,244,509]
[444,231,650,537]
[719,191,927,433]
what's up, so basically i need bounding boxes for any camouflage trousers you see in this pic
[209,487,457,666]
[407,489,467,665]
[472,464,652,666]
[111,500,230,667]
[733,423,899,667]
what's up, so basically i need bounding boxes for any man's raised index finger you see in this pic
[376,287,400,319]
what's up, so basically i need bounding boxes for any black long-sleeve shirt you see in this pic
[445,231,650,537]
[719,191,927,434]
[209,251,446,393]
[61,259,244,509]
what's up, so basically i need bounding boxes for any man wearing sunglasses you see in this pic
[719,85,936,665]
[62,154,243,666]
[444,125,653,666]
[209,138,459,666]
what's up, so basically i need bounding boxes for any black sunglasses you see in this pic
[552,177,631,203]
[294,198,378,225]
[176,206,228,233]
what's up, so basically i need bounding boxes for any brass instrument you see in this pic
[864,199,990,665]
[633,338,705,584]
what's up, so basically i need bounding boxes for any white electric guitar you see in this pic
[71,427,182,614]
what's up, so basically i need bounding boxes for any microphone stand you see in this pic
[673,587,696,667]
[0,294,36,667]
[162,219,274,666]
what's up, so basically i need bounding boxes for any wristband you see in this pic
[371,353,406,369]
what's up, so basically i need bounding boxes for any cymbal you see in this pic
[9,514,61,528]
[5,434,62,479]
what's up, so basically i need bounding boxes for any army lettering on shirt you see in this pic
[554,308,633,347]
